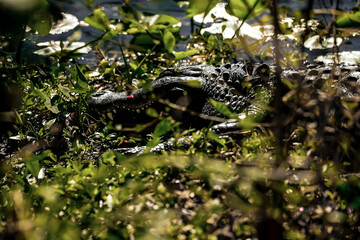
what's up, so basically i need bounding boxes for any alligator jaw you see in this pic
[87,89,154,113]
[88,76,204,112]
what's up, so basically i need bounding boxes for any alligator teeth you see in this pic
[141,107,144,110]
[113,109,117,114]
[107,112,114,120]
[101,113,106,119]
[136,109,140,113]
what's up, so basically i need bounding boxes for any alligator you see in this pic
[88,61,360,128]
[88,62,274,127]
[87,61,360,153]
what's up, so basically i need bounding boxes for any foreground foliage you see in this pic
[1,0,360,239]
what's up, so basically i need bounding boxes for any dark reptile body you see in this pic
[88,62,273,125]
[88,62,360,126]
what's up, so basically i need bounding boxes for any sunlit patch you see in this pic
[315,51,360,64]
[49,13,79,35]
[34,41,91,56]
[194,2,262,40]
[304,35,343,50]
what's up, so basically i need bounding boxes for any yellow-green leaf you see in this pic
[163,29,175,53]
[336,11,360,27]
[186,0,220,18]
[225,0,267,20]
[75,64,88,90]
[84,9,110,32]
[174,49,199,60]
[59,84,71,98]
[208,99,239,119]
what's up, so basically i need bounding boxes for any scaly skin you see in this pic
[87,62,272,122]
[88,62,360,124]
[88,62,360,154]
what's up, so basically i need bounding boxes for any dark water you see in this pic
[30,0,360,65]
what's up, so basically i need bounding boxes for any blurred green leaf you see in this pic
[337,10,360,27]
[75,64,88,90]
[99,30,118,45]
[154,14,181,28]
[29,11,52,36]
[174,49,199,60]
[208,99,239,119]
[207,130,226,146]
[24,150,53,178]
[118,5,143,22]
[186,0,220,18]
[25,157,41,179]
[58,84,71,98]
[32,88,60,114]
[163,29,175,53]
[146,107,159,118]
[180,79,202,88]
[129,61,138,70]
[153,120,173,137]
[102,151,117,165]
[84,8,110,32]
[225,0,267,20]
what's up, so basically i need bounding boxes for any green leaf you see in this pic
[84,9,110,32]
[118,5,143,22]
[336,11,360,27]
[145,120,174,152]
[186,0,220,18]
[208,99,239,119]
[145,136,161,152]
[29,12,52,36]
[153,120,173,137]
[163,29,175,53]
[44,118,56,130]
[25,158,41,179]
[174,49,199,60]
[99,30,118,45]
[225,0,267,20]
[146,108,159,118]
[58,84,71,98]
[207,130,226,146]
[180,79,202,88]
[102,151,116,165]
[75,64,88,90]
[154,14,181,27]
[32,88,60,114]
[24,150,53,178]
[129,61,138,70]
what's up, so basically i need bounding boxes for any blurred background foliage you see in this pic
[1,0,360,239]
